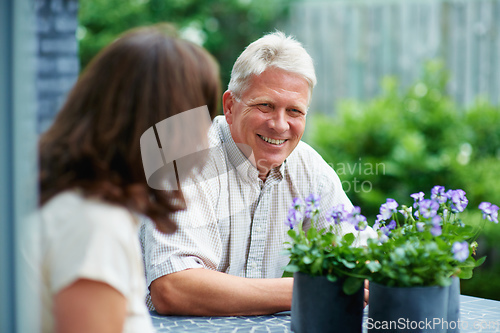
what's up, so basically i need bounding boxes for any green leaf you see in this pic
[366,261,382,273]
[460,257,476,268]
[284,264,300,273]
[343,233,355,246]
[311,258,323,274]
[302,256,313,265]
[297,244,310,252]
[474,256,486,267]
[457,267,473,280]
[435,275,452,287]
[410,276,424,285]
[340,259,356,269]
[307,227,318,240]
[342,277,363,295]
[327,274,338,283]
[456,225,475,238]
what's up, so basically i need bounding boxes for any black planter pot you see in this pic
[368,282,452,333]
[291,272,364,333]
[447,277,461,333]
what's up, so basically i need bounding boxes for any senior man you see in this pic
[140,31,375,316]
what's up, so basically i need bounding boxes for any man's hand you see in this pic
[364,280,369,308]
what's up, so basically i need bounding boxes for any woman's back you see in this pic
[36,191,153,333]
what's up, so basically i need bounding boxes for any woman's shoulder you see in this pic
[40,190,137,237]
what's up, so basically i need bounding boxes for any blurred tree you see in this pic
[308,60,500,219]
[78,0,292,95]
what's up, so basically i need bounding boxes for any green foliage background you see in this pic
[78,0,291,95]
[307,61,500,300]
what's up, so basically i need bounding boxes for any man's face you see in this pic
[223,68,310,178]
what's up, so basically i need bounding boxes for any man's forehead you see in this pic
[242,70,310,100]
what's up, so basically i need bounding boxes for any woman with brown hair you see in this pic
[36,24,220,332]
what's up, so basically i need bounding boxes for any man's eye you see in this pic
[256,104,272,112]
[289,109,304,115]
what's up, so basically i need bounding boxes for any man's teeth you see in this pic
[259,135,286,145]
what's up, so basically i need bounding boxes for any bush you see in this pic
[307,60,500,299]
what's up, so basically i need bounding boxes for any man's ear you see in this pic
[222,90,235,125]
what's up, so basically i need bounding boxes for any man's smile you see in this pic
[257,134,287,145]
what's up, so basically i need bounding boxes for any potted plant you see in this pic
[283,194,379,333]
[366,186,498,333]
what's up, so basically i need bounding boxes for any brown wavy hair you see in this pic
[39,24,221,233]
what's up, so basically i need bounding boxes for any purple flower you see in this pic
[285,197,305,229]
[478,202,499,223]
[378,232,389,243]
[447,189,468,213]
[432,215,442,226]
[430,224,442,236]
[292,197,305,211]
[285,207,303,229]
[419,199,440,218]
[379,226,391,236]
[305,193,320,218]
[398,206,413,219]
[374,218,396,233]
[327,204,348,225]
[355,219,368,231]
[411,192,425,208]
[347,206,367,229]
[430,215,442,236]
[386,220,397,231]
[375,214,385,223]
[452,241,470,262]
[416,222,425,232]
[431,185,447,204]
[380,199,399,220]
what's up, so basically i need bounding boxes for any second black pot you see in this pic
[291,272,364,333]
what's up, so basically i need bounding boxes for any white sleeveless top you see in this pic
[31,191,154,333]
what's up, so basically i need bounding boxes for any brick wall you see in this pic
[36,0,79,133]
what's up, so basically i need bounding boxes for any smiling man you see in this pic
[140,31,376,316]
[223,66,309,181]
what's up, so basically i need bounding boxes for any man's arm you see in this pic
[150,268,293,316]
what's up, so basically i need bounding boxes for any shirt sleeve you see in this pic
[140,181,223,289]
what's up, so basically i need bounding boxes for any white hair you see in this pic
[228,31,317,100]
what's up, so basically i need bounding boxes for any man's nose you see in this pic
[268,109,289,133]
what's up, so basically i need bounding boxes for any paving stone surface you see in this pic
[151,295,500,332]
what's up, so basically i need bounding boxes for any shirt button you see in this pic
[251,262,258,269]
[255,226,262,232]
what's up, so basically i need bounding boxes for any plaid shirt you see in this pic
[140,116,376,310]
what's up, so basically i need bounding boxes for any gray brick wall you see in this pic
[36,0,79,133]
